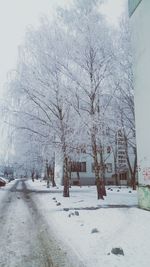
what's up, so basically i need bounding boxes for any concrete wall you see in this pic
[54,146,135,186]
[70,152,114,185]
[130,0,150,209]
[54,150,63,185]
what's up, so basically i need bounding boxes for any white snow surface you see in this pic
[25,179,150,267]
[1,180,150,267]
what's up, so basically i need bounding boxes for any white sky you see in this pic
[0,0,126,163]
[101,0,127,24]
[0,0,126,95]
[0,0,70,94]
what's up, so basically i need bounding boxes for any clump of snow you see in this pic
[91,228,99,234]
[111,247,124,256]
[64,208,69,211]
[74,211,79,216]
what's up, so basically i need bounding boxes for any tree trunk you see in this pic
[63,177,70,197]
[95,157,104,199]
[96,178,104,200]
[99,146,106,196]
[124,133,137,190]
[132,148,137,190]
[91,131,104,199]
[102,180,106,196]
[77,171,81,187]
[114,173,119,186]
[114,156,119,186]
[63,157,70,197]
[68,161,72,188]
[131,174,136,190]
[51,171,56,187]
[46,165,50,188]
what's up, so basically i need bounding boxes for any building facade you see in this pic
[54,129,135,187]
[129,0,150,210]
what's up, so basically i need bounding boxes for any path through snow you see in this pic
[0,179,84,267]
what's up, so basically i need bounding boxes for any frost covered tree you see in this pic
[8,19,82,196]
[7,0,136,198]
[113,16,137,190]
[55,0,115,199]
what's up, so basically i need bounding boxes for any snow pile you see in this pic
[0,179,16,202]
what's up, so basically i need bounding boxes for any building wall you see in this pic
[54,144,135,186]
[129,0,150,209]
[128,0,142,16]
[70,153,114,185]
[69,150,135,186]
[54,149,63,185]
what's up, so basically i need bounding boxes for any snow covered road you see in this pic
[0,179,82,267]
[1,179,150,267]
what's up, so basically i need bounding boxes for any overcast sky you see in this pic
[0,0,126,163]
[0,0,70,95]
[0,0,126,95]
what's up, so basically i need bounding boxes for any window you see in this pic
[107,146,111,154]
[118,151,126,155]
[118,160,126,164]
[118,146,124,150]
[73,181,80,186]
[71,162,86,172]
[118,155,126,159]
[118,141,124,145]
[119,172,127,180]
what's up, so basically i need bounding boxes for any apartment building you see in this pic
[129,0,150,210]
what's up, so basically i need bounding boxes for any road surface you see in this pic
[0,179,81,267]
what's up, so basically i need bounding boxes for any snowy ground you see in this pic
[26,179,150,267]
[0,180,82,267]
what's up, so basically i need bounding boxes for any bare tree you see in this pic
[114,16,137,190]
[56,0,115,199]
[8,20,80,197]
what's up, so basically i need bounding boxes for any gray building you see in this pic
[129,0,150,210]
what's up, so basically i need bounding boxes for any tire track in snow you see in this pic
[0,179,84,267]
[21,180,85,267]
